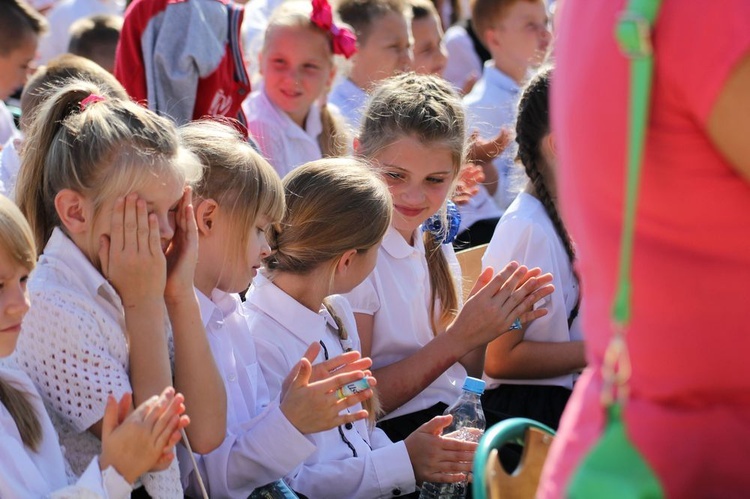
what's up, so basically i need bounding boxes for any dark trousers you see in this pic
[481,384,572,431]
[453,217,501,250]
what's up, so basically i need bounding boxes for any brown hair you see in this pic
[266,158,391,423]
[263,2,348,157]
[0,0,46,55]
[19,54,128,131]
[410,0,439,22]
[16,79,202,255]
[357,72,463,332]
[68,14,123,70]
[337,0,408,46]
[180,120,285,276]
[0,195,41,451]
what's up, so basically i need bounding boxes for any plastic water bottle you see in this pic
[418,377,486,499]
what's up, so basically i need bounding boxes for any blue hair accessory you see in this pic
[424,200,461,245]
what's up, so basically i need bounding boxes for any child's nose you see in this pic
[6,285,30,317]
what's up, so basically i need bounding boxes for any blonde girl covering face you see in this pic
[0,195,190,498]
[13,80,226,497]
[349,72,555,440]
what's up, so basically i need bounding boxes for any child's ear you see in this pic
[258,51,265,76]
[336,249,359,275]
[194,199,219,236]
[54,189,90,234]
[326,64,337,90]
[484,27,500,53]
[352,137,361,153]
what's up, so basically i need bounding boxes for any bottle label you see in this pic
[335,378,370,399]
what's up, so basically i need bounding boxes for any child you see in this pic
[68,14,123,74]
[244,0,352,178]
[13,80,227,498]
[0,0,46,145]
[462,0,550,227]
[481,68,584,430]
[179,120,376,498]
[0,194,190,497]
[410,0,447,77]
[347,73,555,441]
[1,53,128,199]
[442,0,489,92]
[36,0,123,65]
[247,159,482,498]
[328,0,411,131]
[115,0,251,129]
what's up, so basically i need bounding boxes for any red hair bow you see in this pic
[311,0,357,59]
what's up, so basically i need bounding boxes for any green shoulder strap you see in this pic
[567,0,665,497]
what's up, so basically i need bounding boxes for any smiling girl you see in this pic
[244,0,355,178]
[346,73,555,441]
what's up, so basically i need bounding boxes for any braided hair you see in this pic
[515,68,576,266]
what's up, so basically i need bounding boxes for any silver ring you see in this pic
[508,318,522,331]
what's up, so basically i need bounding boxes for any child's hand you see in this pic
[404,415,476,485]
[467,129,513,164]
[300,343,373,383]
[280,351,375,435]
[452,163,485,205]
[99,194,167,306]
[164,188,198,303]
[98,387,190,484]
[450,262,555,349]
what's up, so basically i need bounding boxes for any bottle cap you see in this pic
[462,376,486,395]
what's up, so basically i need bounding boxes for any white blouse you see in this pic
[245,274,416,499]
[244,89,324,179]
[482,192,583,389]
[327,77,368,134]
[15,228,182,498]
[179,289,316,498]
[345,226,465,420]
[0,362,131,498]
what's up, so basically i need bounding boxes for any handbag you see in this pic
[566,0,665,497]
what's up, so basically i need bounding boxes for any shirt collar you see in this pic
[40,228,122,310]
[245,272,339,345]
[380,225,425,260]
[482,62,521,95]
[196,287,244,329]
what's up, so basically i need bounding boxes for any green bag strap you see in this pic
[567,1,665,496]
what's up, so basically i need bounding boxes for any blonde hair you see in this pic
[357,72,464,332]
[180,120,286,273]
[266,158,391,422]
[471,0,541,46]
[16,79,203,255]
[262,1,348,158]
[0,195,41,451]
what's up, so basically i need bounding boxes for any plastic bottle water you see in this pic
[418,377,486,499]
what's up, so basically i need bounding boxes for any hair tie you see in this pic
[79,93,106,111]
[311,0,357,59]
[424,200,461,245]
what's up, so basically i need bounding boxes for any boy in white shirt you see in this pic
[459,0,550,245]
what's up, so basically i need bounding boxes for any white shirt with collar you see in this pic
[327,78,367,134]
[244,89,324,179]
[462,62,523,222]
[345,226,465,421]
[245,274,416,499]
[179,288,316,498]
[0,361,132,498]
[481,192,582,390]
[14,228,183,498]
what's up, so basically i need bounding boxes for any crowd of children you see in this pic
[2,0,747,496]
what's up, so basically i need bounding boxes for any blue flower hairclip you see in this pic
[424,200,461,245]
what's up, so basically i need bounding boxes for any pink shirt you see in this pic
[539,1,750,496]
